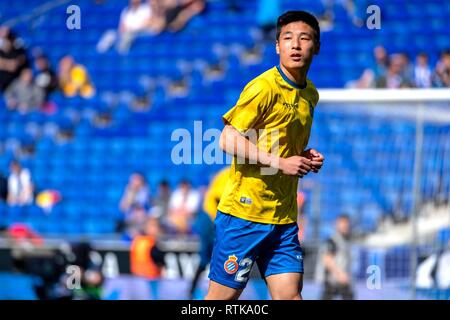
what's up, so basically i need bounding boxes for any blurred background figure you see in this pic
[189,166,229,299]
[4,68,44,113]
[318,214,355,300]
[0,26,29,92]
[398,52,414,83]
[319,0,368,29]
[58,55,95,98]
[7,160,34,206]
[96,0,166,54]
[414,52,432,88]
[346,45,388,88]
[432,50,450,87]
[119,172,151,213]
[33,54,58,107]
[119,173,151,237]
[376,53,413,88]
[121,204,149,241]
[164,0,206,33]
[0,170,7,202]
[164,179,200,234]
[68,242,104,300]
[151,180,171,221]
[116,0,152,53]
[130,216,165,280]
[147,0,169,34]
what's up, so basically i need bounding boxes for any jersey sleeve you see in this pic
[312,88,319,107]
[222,78,272,133]
[203,168,230,220]
[325,238,337,255]
[307,80,320,107]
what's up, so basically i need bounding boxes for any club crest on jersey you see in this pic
[224,255,239,274]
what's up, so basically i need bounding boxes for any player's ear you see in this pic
[276,40,280,55]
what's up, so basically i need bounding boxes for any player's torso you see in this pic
[218,68,318,224]
[256,77,315,157]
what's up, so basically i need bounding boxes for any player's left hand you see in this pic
[302,149,324,173]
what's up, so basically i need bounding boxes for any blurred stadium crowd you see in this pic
[0,0,449,300]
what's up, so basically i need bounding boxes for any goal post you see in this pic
[305,88,450,299]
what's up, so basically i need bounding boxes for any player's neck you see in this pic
[279,64,307,88]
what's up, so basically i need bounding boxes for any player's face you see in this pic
[276,21,319,70]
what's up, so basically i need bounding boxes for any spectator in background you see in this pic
[432,50,450,87]
[163,179,200,234]
[34,54,58,103]
[163,0,205,33]
[130,216,165,280]
[58,55,95,98]
[97,0,161,54]
[7,160,34,206]
[151,180,171,220]
[376,54,413,88]
[414,52,432,88]
[117,0,153,53]
[120,172,151,214]
[398,52,414,83]
[4,68,44,113]
[122,204,149,241]
[319,0,367,29]
[189,167,229,299]
[0,171,7,202]
[147,0,168,34]
[371,46,389,80]
[347,45,388,88]
[318,214,354,300]
[0,26,29,92]
[69,242,104,300]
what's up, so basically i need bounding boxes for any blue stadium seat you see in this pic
[0,0,448,238]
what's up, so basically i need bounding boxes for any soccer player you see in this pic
[205,11,324,300]
[189,167,230,299]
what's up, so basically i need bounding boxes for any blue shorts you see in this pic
[208,211,304,290]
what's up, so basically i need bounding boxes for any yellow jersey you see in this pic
[217,66,319,224]
[203,167,231,220]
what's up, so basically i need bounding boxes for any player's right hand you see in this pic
[279,156,312,177]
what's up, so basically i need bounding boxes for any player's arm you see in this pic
[322,240,349,284]
[323,253,350,284]
[219,124,313,177]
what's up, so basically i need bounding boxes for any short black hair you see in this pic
[337,213,351,221]
[276,11,320,42]
[10,159,20,167]
[159,180,169,187]
[417,52,428,58]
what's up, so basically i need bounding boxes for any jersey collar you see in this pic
[276,65,307,90]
